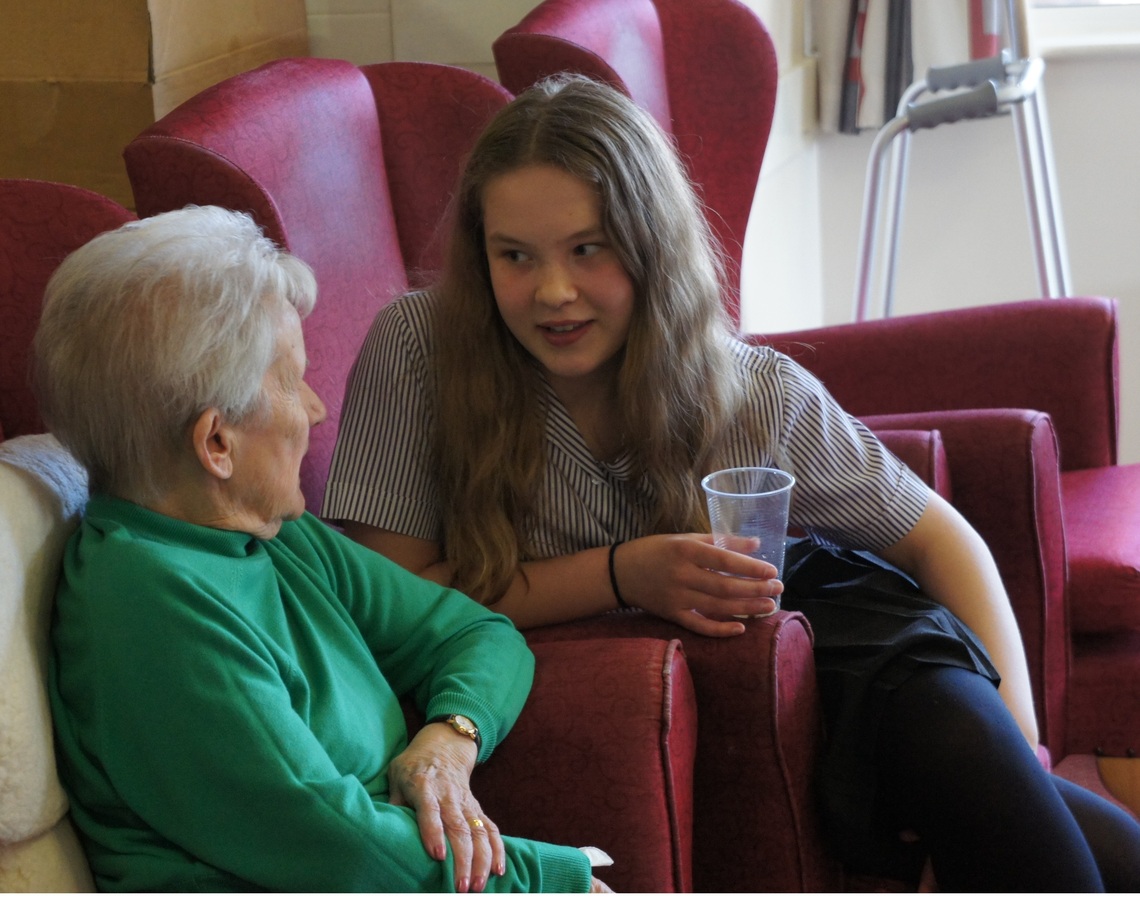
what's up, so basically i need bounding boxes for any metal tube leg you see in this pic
[853,118,909,321]
[1028,83,1072,295]
[1012,99,1057,297]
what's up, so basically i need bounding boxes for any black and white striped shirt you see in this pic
[322,291,928,558]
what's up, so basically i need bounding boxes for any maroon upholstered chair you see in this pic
[493,0,777,324]
[0,179,136,441]
[124,60,709,892]
[766,298,1140,761]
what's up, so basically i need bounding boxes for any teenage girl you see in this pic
[324,75,1140,890]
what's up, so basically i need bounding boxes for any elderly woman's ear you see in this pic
[191,409,235,481]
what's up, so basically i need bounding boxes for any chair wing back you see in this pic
[362,62,512,287]
[0,180,136,441]
[494,0,673,127]
[493,0,778,324]
[124,58,409,513]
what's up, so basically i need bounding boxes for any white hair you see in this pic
[34,205,317,501]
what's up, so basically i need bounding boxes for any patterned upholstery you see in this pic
[361,61,512,286]
[475,637,698,892]
[0,179,136,441]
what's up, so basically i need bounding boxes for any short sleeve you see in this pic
[322,292,442,540]
[721,343,929,551]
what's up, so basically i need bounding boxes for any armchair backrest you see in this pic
[493,0,778,324]
[124,58,409,513]
[766,296,1121,471]
[361,61,512,287]
[0,179,136,441]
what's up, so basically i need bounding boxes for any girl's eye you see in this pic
[503,249,530,263]
[574,243,602,258]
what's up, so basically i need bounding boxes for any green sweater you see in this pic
[49,497,591,892]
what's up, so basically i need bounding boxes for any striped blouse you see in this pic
[322,291,929,559]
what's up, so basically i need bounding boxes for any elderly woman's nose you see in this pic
[304,382,327,426]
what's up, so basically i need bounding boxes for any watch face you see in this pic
[452,714,477,735]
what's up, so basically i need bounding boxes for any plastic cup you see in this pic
[701,466,795,615]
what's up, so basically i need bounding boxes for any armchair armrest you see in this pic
[865,408,1068,753]
[525,610,842,892]
[762,296,1119,471]
[404,636,697,892]
[472,637,697,893]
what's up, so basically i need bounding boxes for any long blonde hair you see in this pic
[435,75,742,602]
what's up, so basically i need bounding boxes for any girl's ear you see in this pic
[190,408,235,480]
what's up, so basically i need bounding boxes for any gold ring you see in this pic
[469,817,484,829]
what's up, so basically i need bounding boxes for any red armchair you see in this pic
[492,0,777,324]
[0,179,136,442]
[766,298,1140,760]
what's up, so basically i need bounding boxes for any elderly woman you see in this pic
[34,206,606,893]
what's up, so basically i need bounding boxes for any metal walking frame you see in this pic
[852,11,1071,322]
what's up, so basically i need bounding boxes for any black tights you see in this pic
[875,666,1140,892]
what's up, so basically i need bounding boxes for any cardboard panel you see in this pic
[0,0,310,207]
[0,0,151,81]
[149,0,309,79]
[0,81,154,206]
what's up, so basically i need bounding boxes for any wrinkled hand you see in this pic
[613,534,783,636]
[388,723,504,892]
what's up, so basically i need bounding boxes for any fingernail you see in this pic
[472,876,487,892]
[496,863,506,876]
[456,877,469,893]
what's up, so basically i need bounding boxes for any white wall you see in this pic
[304,0,1140,462]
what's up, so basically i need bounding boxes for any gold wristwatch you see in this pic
[429,713,482,751]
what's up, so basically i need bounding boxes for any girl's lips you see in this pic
[539,320,592,346]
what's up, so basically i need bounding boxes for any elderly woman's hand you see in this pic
[388,722,504,892]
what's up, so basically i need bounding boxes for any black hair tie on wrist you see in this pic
[609,541,631,609]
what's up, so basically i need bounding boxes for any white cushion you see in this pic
[0,817,94,892]
[0,435,87,845]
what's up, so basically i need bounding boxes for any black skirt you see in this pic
[779,538,1001,871]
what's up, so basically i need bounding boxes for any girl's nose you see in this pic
[535,263,577,306]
